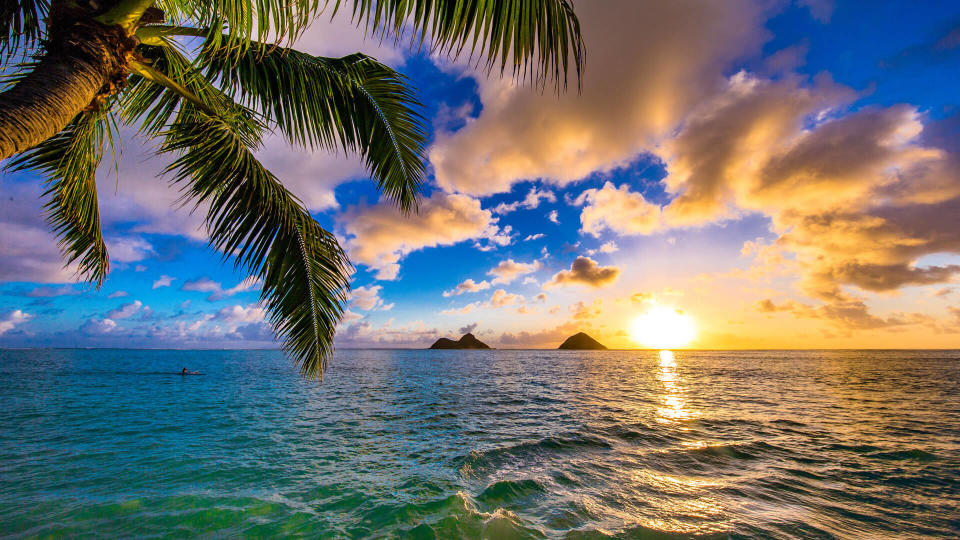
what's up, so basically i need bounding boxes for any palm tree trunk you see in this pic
[0,20,134,161]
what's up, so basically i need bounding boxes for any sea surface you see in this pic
[1,349,959,538]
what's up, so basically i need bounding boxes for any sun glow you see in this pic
[630,307,697,349]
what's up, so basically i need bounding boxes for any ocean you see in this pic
[1,349,958,538]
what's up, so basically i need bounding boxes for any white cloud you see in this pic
[0,310,31,335]
[547,210,560,224]
[596,241,619,254]
[81,318,117,335]
[152,275,175,289]
[215,304,267,325]
[106,237,154,263]
[492,186,557,214]
[181,277,221,294]
[524,233,545,241]
[350,284,391,311]
[107,300,142,319]
[181,276,261,301]
[107,291,128,299]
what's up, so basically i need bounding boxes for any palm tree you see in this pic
[0,0,583,377]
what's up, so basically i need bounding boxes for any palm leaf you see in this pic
[332,0,585,90]
[203,43,426,211]
[161,109,351,378]
[6,109,112,286]
[121,43,261,139]
[152,0,322,53]
[0,0,49,60]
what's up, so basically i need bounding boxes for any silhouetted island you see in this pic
[558,332,607,350]
[429,333,491,349]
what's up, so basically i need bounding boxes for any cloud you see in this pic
[658,71,960,305]
[12,285,82,298]
[488,259,540,285]
[152,275,175,289]
[523,233,545,241]
[594,241,619,254]
[498,322,580,348]
[339,192,506,280]
[107,300,142,319]
[443,278,491,297]
[440,303,479,315]
[428,0,767,196]
[107,291,128,299]
[492,186,557,214]
[757,296,937,332]
[0,179,78,283]
[181,277,222,294]
[570,300,603,320]
[214,304,267,325]
[180,276,260,301]
[459,322,479,334]
[547,210,560,224]
[545,257,621,288]
[576,182,661,237]
[335,318,440,348]
[350,284,391,310]
[489,289,523,307]
[441,288,525,314]
[0,310,31,335]
[105,237,154,263]
[81,318,117,335]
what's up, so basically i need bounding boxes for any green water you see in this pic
[1,349,959,538]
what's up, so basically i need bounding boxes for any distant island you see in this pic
[558,332,607,350]
[429,333,492,349]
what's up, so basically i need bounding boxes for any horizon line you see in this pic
[2,347,960,352]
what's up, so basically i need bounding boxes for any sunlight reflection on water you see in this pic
[656,350,694,422]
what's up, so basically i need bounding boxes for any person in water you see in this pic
[181,367,188,375]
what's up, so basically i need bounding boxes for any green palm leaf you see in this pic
[162,110,351,379]
[204,44,426,211]
[333,0,584,90]
[7,110,113,286]
[1,0,49,59]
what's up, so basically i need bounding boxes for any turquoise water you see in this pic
[1,349,959,538]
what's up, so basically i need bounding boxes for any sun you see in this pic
[630,307,697,349]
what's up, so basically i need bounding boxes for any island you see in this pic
[429,333,492,349]
[558,332,607,350]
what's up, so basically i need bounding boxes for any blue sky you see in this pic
[3,0,960,349]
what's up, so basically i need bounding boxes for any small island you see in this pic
[429,333,492,349]
[558,332,607,350]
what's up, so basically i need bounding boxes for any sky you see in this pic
[3,0,960,350]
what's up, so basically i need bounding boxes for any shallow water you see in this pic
[1,349,959,538]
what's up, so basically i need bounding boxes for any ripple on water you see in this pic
[1,349,959,538]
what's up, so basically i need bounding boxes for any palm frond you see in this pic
[120,43,262,139]
[204,44,426,211]
[333,0,585,90]
[161,110,351,378]
[7,109,113,286]
[1,0,49,60]
[152,0,322,53]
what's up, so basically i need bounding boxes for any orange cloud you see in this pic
[339,193,506,280]
[545,257,621,288]
[429,0,767,196]
[576,182,661,236]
